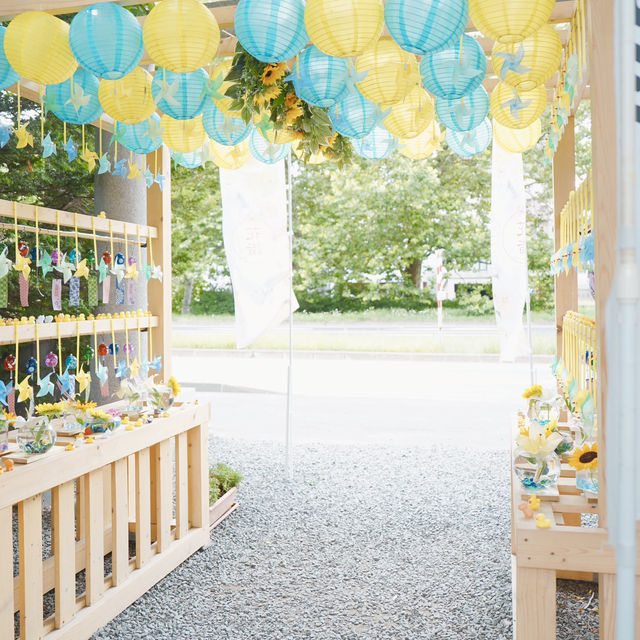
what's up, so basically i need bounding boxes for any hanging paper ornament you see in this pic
[330,90,378,139]
[468,0,555,44]
[491,25,562,92]
[249,128,291,164]
[210,140,251,170]
[117,114,164,155]
[4,12,77,86]
[4,354,16,371]
[46,67,103,126]
[161,114,206,152]
[290,46,349,108]
[99,67,155,125]
[143,0,220,73]
[493,119,541,154]
[305,0,384,58]
[399,121,442,160]
[383,86,434,139]
[446,117,492,158]
[25,357,37,376]
[0,26,19,91]
[421,35,487,100]
[172,148,203,169]
[353,126,396,160]
[152,68,208,120]
[435,85,489,132]
[384,0,468,55]
[235,0,308,63]
[208,59,241,117]
[356,38,421,107]
[203,100,252,146]
[490,82,546,129]
[69,2,144,80]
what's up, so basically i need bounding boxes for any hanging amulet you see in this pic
[18,241,29,258]
[102,251,112,265]
[44,351,58,369]
[97,343,108,357]
[3,354,16,371]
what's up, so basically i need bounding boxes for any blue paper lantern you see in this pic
[172,148,203,169]
[235,0,308,63]
[436,85,489,132]
[329,90,378,139]
[117,114,163,155]
[291,45,349,108]
[202,100,252,146]
[0,26,19,91]
[152,68,208,121]
[69,2,144,80]
[446,117,492,158]
[249,128,290,164]
[384,0,468,55]
[421,35,487,100]
[46,67,103,125]
[353,126,396,160]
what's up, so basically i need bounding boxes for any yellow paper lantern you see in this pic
[4,12,77,85]
[490,82,547,129]
[493,119,541,154]
[211,139,250,170]
[469,0,555,44]
[399,122,442,160]
[305,0,384,58]
[161,114,207,152]
[356,38,421,107]
[143,0,220,73]
[492,25,562,91]
[99,67,156,125]
[383,86,434,139]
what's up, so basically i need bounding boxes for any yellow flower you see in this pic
[89,409,112,422]
[261,63,286,86]
[519,426,529,437]
[254,85,281,107]
[285,105,304,126]
[285,91,300,109]
[516,422,562,456]
[327,132,338,147]
[544,420,559,437]
[73,401,97,411]
[35,402,64,416]
[168,376,181,397]
[522,384,543,400]
[568,442,598,471]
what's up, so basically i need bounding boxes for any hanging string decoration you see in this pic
[398,121,442,160]
[490,82,547,129]
[4,12,77,86]
[160,114,207,152]
[353,126,396,160]
[249,128,291,163]
[491,24,562,92]
[235,0,308,63]
[143,0,220,73]
[382,86,434,139]
[118,114,164,154]
[211,139,251,170]
[305,0,384,58]
[330,89,379,139]
[435,85,489,132]
[493,119,541,154]
[421,34,486,100]
[291,45,349,108]
[446,117,492,158]
[384,0,468,55]
[0,27,20,91]
[203,100,252,146]
[152,68,209,120]
[98,66,156,124]
[46,68,103,125]
[69,2,144,80]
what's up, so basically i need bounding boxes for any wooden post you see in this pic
[514,566,556,640]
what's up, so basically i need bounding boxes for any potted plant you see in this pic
[209,463,242,529]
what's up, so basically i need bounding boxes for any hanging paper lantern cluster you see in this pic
[399,122,442,160]
[330,90,378,139]
[235,0,308,63]
[385,0,468,55]
[151,68,208,120]
[436,85,489,132]
[203,100,252,146]
[0,27,20,91]
[493,119,541,154]
[291,46,349,108]
[117,114,164,155]
[99,67,156,125]
[249,128,291,164]
[490,82,546,129]
[161,114,207,153]
[383,87,434,139]
[211,139,251,170]
[353,126,396,160]
[46,68,103,126]
[446,118,492,158]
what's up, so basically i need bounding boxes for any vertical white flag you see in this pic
[220,158,298,349]
[490,141,528,361]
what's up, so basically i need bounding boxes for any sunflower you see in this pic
[326,132,338,147]
[285,91,300,109]
[73,401,97,411]
[285,105,304,126]
[261,63,286,86]
[568,442,598,470]
[168,376,181,397]
[89,409,112,422]
[254,85,281,107]
[522,384,543,400]
[35,402,65,417]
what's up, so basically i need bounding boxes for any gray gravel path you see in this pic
[92,438,599,640]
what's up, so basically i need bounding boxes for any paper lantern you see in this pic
[161,114,206,152]
[492,25,562,92]
[356,38,420,107]
[468,0,556,44]
[383,86,434,139]
[211,140,251,170]
[235,0,308,63]
[143,0,220,73]
[399,121,442,159]
[0,27,19,91]
[305,0,384,58]
[353,126,396,160]
[249,128,290,164]
[493,119,541,153]
[385,0,468,55]
[69,2,144,80]
[490,82,546,129]
[259,128,298,144]
[117,114,164,154]
[421,35,486,100]
[436,85,489,132]
[99,67,155,124]
[152,68,208,120]
[46,68,103,125]
[4,12,77,85]
[203,99,252,146]
[172,148,203,169]
[291,46,349,108]
[330,90,378,139]
[446,117,492,158]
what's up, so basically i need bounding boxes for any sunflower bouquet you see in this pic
[569,442,598,493]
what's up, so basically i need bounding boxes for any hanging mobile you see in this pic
[114,252,126,305]
[15,324,32,406]
[52,211,63,311]
[3,345,16,414]
[130,317,142,379]
[75,321,91,398]
[88,217,98,306]
[35,324,54,398]
[96,321,109,397]
[13,202,31,307]
[100,220,114,303]
[68,213,81,307]
[56,320,74,399]
[123,223,138,305]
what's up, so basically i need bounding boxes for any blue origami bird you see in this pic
[501,92,532,122]
[42,133,57,158]
[113,159,129,178]
[64,136,78,162]
[139,359,151,378]
[154,173,165,191]
[98,153,111,174]
[115,360,128,379]
[494,45,531,82]
[150,356,163,373]
[0,380,13,407]
[0,126,11,149]
[57,368,74,395]
[36,372,55,398]
[144,167,154,188]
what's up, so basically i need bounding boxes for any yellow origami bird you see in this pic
[80,149,99,172]
[15,124,33,149]
[73,258,90,279]
[76,367,91,394]
[125,263,139,280]
[128,162,141,181]
[13,255,31,281]
[17,375,32,403]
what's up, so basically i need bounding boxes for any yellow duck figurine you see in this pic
[536,514,552,529]
[528,495,541,511]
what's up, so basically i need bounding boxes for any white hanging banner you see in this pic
[490,141,528,362]
[221,157,298,349]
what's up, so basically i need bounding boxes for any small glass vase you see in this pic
[555,431,574,456]
[513,448,561,491]
[16,416,56,456]
[576,467,599,494]
[528,395,563,424]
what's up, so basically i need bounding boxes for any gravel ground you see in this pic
[91,437,600,640]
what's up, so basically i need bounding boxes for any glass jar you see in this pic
[16,416,56,455]
[513,448,561,491]
[528,395,563,424]
[576,468,599,494]
[554,430,574,456]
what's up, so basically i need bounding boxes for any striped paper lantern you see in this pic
[117,114,164,154]
[435,85,489,132]
[493,119,541,153]
[0,27,20,90]
[161,114,207,152]
[383,86,434,139]
[98,67,156,125]
[211,139,251,170]
[490,82,546,129]
[202,99,252,146]
[249,128,291,163]
[446,117,492,158]
[399,121,442,160]
[291,45,349,108]
[46,67,103,125]
[152,68,208,120]
[329,89,378,139]
[353,126,396,160]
